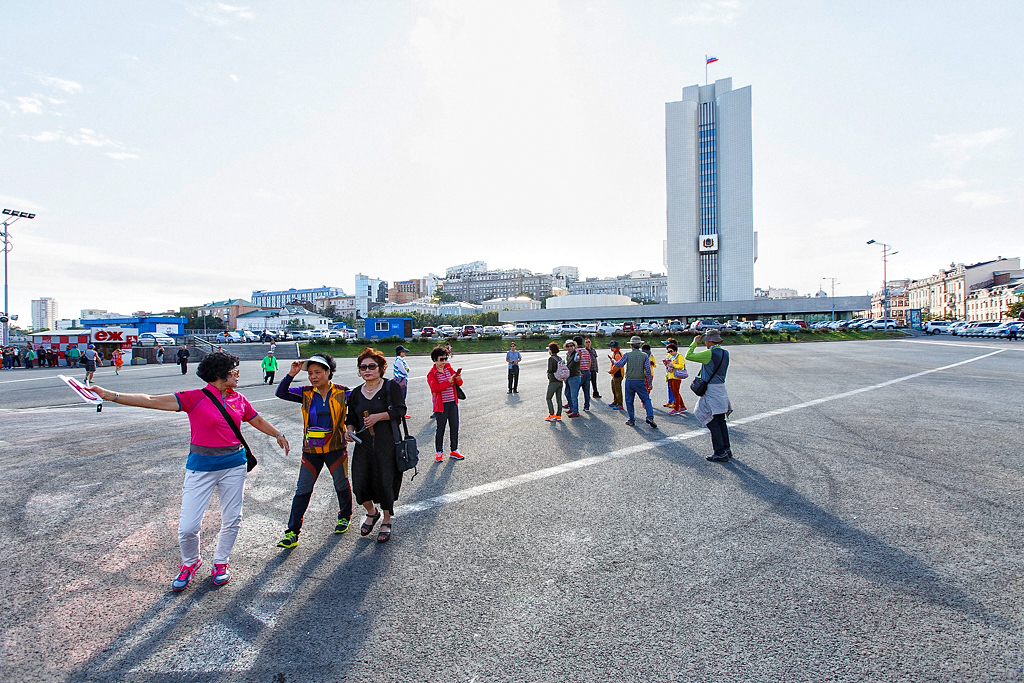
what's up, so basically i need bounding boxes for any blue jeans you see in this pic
[579,370,592,410]
[624,379,654,421]
[566,375,582,413]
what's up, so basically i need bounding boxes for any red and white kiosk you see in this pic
[30,328,139,366]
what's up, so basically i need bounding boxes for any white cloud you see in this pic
[0,195,43,211]
[929,128,1009,164]
[105,152,140,160]
[188,3,254,26]
[953,190,1009,208]
[35,75,83,94]
[672,1,740,24]
[23,130,63,142]
[230,74,239,82]
[16,96,44,114]
[915,177,980,191]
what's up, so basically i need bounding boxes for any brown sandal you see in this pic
[360,509,381,536]
[377,523,392,543]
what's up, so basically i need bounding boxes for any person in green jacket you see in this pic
[261,350,279,385]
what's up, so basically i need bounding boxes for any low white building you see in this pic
[482,296,541,312]
[381,298,440,315]
[438,301,483,316]
[546,294,636,309]
[235,305,331,332]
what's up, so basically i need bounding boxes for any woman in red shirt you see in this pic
[426,346,463,463]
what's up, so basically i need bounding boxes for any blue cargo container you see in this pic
[364,318,413,339]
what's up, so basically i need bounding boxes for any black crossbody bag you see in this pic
[384,380,419,480]
[689,347,724,397]
[202,388,258,472]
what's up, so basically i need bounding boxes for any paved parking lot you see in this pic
[1,337,1023,682]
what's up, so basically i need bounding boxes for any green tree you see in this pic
[1007,293,1024,320]
[185,315,225,331]
[432,287,457,304]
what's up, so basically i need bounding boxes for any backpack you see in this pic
[553,356,570,381]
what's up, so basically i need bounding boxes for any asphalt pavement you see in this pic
[1,337,1023,682]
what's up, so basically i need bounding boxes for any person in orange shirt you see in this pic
[112,348,126,375]
[606,340,625,410]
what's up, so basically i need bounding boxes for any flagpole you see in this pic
[705,54,708,85]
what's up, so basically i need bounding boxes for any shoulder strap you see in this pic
[382,379,410,443]
[708,346,725,380]
[202,388,252,455]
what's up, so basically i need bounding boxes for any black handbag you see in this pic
[385,380,419,480]
[202,388,258,472]
[689,347,725,398]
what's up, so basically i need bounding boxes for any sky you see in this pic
[2,0,1022,322]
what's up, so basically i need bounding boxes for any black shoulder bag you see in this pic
[689,347,724,397]
[202,388,258,472]
[384,380,419,480]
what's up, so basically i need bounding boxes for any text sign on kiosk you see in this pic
[91,328,139,345]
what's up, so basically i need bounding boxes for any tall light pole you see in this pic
[866,240,897,320]
[1,208,37,346]
[823,277,839,321]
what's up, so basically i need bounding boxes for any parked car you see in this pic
[647,321,663,331]
[514,323,530,335]
[138,332,175,346]
[949,321,970,336]
[692,319,723,332]
[238,330,259,342]
[560,323,582,335]
[420,326,436,338]
[667,321,686,332]
[215,331,243,343]
[861,318,898,330]
[596,322,620,335]
[622,321,637,332]
[530,323,548,333]
[924,320,955,335]
[309,330,327,339]
[765,320,801,332]
[964,321,999,337]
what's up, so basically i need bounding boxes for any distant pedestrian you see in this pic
[444,341,453,359]
[584,337,601,399]
[345,348,406,543]
[427,346,463,462]
[112,348,125,375]
[1009,322,1020,341]
[545,341,564,422]
[574,336,593,412]
[275,353,353,548]
[611,336,657,429]
[606,340,625,410]
[663,343,687,415]
[82,344,101,384]
[270,339,277,355]
[67,345,81,368]
[392,345,410,403]
[88,351,290,590]
[261,350,279,384]
[686,330,732,461]
[24,348,36,370]
[506,341,521,394]
[177,345,190,375]
[157,347,164,364]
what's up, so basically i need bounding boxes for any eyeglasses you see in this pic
[436,356,449,361]
[358,363,378,371]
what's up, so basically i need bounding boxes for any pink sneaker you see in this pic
[211,563,231,586]
[172,558,203,592]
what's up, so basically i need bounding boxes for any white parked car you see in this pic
[309,330,327,339]
[481,326,501,334]
[514,323,530,335]
[924,320,954,335]
[596,322,619,335]
[581,324,597,334]
[138,332,175,346]
[862,318,898,330]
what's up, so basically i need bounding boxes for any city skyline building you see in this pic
[666,77,756,304]
[250,286,346,309]
[31,297,58,331]
[354,274,388,318]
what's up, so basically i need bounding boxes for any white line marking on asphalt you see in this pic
[897,339,1024,351]
[396,348,1007,516]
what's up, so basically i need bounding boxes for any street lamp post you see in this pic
[866,240,897,321]
[1,208,37,347]
[823,277,839,321]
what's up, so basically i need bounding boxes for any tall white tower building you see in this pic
[31,297,58,331]
[666,77,755,304]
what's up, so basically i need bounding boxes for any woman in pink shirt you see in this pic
[89,351,290,591]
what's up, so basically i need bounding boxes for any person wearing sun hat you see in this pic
[610,336,657,428]
[686,328,733,461]
[274,353,353,547]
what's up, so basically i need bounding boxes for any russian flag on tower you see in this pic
[706,56,719,64]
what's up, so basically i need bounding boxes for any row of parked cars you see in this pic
[923,320,1022,338]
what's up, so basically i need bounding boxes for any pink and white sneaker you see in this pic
[171,558,203,592]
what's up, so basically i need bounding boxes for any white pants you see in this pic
[178,464,246,565]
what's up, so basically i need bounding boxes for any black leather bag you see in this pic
[385,380,419,479]
[689,348,724,398]
[202,388,258,471]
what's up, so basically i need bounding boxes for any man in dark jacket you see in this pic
[176,345,190,375]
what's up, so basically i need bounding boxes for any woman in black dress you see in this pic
[344,347,406,543]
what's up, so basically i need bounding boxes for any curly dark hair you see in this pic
[307,352,336,379]
[196,350,240,382]
[357,347,387,377]
[430,346,449,362]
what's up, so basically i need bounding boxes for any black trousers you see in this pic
[264,371,275,384]
[435,401,459,452]
[590,369,600,396]
[180,361,188,375]
[508,365,519,391]
[707,413,731,456]
[287,449,352,533]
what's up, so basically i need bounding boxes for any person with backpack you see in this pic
[545,341,567,422]
[274,353,353,548]
[563,339,583,417]
[87,351,290,590]
[427,345,464,462]
[663,343,688,415]
[686,329,732,461]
